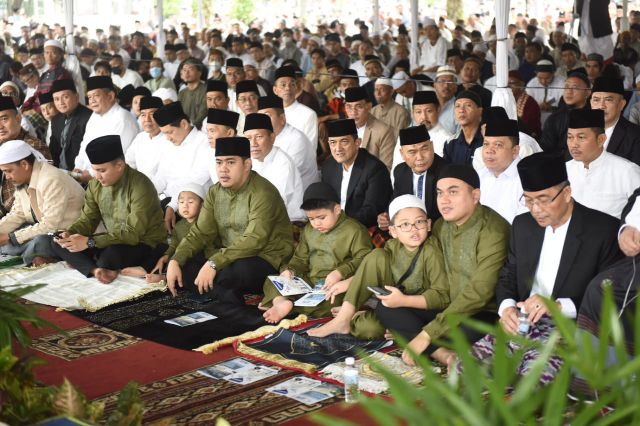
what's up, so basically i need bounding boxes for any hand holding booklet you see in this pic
[268,275,326,307]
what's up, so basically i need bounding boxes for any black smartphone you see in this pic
[367,286,391,296]
[48,231,64,239]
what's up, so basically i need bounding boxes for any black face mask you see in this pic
[111,67,122,75]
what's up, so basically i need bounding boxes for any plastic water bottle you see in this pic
[518,307,530,336]
[343,357,359,403]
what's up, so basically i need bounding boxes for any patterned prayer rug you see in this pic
[31,324,141,361]
[94,365,343,425]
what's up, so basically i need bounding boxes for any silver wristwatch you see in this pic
[206,260,216,270]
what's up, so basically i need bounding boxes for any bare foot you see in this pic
[257,302,268,311]
[330,306,341,317]
[432,347,456,366]
[31,256,53,267]
[94,268,118,284]
[120,266,147,278]
[263,299,294,324]
[145,273,165,284]
[306,317,351,337]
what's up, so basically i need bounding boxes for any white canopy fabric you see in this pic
[409,0,419,71]
[491,0,517,120]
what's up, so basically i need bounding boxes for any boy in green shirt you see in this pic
[307,195,447,342]
[259,182,372,322]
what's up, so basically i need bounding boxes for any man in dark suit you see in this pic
[128,31,153,71]
[466,152,621,384]
[496,152,621,330]
[49,79,92,171]
[590,76,640,165]
[321,118,392,228]
[377,125,445,232]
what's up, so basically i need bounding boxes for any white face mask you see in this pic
[209,61,222,72]
[282,36,292,45]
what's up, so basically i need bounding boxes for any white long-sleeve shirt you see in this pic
[252,146,306,222]
[275,123,319,190]
[479,158,528,224]
[419,36,449,70]
[567,150,640,219]
[125,130,171,181]
[74,103,140,172]
[153,128,212,211]
[111,69,144,89]
[284,101,318,152]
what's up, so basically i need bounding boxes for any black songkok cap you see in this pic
[437,164,480,189]
[325,33,341,43]
[50,79,76,94]
[413,90,439,106]
[207,79,228,93]
[139,96,164,111]
[568,108,605,129]
[226,58,243,68]
[399,125,431,146]
[446,48,463,59]
[153,101,188,127]
[29,47,43,55]
[86,76,114,92]
[215,137,250,157]
[0,96,15,112]
[341,69,359,80]
[561,43,580,54]
[455,90,482,107]
[118,84,135,105]
[484,106,519,138]
[235,80,259,95]
[567,67,590,87]
[591,76,625,95]
[325,59,342,70]
[258,96,284,110]
[274,66,296,81]
[327,119,357,137]
[38,91,53,105]
[173,43,188,51]
[517,152,568,192]
[133,86,151,97]
[164,44,177,52]
[243,113,273,132]
[208,108,240,128]
[86,135,124,164]
[301,182,340,209]
[344,86,369,103]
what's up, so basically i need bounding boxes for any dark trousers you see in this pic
[50,236,166,277]
[181,252,277,306]
[375,304,498,354]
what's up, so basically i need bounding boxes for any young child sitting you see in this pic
[259,182,372,323]
[121,182,208,282]
[307,195,447,347]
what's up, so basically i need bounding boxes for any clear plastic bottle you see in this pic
[518,307,530,336]
[343,357,359,403]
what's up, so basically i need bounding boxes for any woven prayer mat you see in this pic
[94,361,343,425]
[71,289,271,350]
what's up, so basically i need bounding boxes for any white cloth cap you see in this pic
[44,39,64,50]
[423,17,437,27]
[178,182,206,201]
[389,194,427,221]
[436,65,458,82]
[392,71,409,89]
[0,140,48,165]
[309,36,322,46]
[375,77,393,87]
[153,88,178,102]
[0,81,19,93]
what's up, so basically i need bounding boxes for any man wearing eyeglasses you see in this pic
[233,80,261,135]
[590,76,640,165]
[468,152,621,384]
[566,109,640,219]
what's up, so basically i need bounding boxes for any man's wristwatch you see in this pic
[87,237,96,249]
[206,260,216,270]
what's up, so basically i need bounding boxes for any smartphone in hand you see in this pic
[367,286,391,296]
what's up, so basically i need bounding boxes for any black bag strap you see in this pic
[396,243,425,291]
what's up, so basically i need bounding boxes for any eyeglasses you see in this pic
[519,183,569,209]
[391,219,429,232]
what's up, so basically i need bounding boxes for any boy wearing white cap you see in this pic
[307,195,447,344]
[0,140,84,265]
[122,182,210,282]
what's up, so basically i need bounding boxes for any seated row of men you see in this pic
[0,106,635,378]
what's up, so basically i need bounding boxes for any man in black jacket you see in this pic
[378,125,445,231]
[539,69,591,158]
[321,118,392,228]
[466,152,622,384]
[50,79,92,171]
[590,76,640,165]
